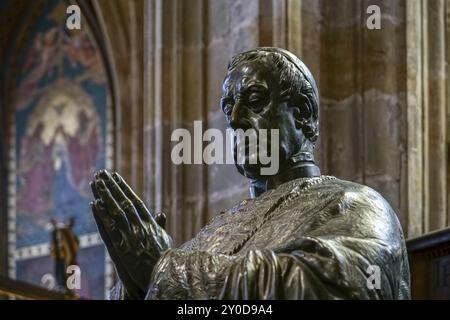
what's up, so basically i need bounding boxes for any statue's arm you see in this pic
[145,249,237,299]
[108,249,236,300]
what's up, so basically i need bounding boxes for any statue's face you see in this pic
[221,59,303,179]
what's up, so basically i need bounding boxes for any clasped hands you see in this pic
[90,169,173,299]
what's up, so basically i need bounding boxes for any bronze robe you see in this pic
[111,176,410,300]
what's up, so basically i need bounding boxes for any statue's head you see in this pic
[221,47,319,181]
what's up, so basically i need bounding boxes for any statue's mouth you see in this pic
[234,139,271,164]
[229,127,280,176]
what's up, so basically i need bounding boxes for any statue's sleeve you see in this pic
[145,250,238,299]
[109,250,238,300]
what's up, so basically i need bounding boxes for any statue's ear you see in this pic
[293,93,312,130]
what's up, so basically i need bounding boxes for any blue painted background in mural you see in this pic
[14,0,109,248]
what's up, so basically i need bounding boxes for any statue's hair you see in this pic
[227,47,319,143]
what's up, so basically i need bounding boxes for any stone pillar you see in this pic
[357,0,407,232]
[93,0,145,196]
[447,0,450,232]
[287,0,412,234]
[405,0,424,237]
[404,0,450,236]
[145,0,212,244]
[423,0,447,232]
[406,0,448,235]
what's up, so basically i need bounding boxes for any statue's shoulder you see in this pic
[317,176,397,217]
[305,176,406,244]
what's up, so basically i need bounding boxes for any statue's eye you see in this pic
[247,92,267,113]
[248,93,262,104]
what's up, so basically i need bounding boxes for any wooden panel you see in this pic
[407,227,450,299]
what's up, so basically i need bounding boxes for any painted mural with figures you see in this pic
[8,0,112,299]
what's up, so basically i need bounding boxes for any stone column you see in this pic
[287,0,412,234]
[405,0,449,236]
[92,0,145,196]
[405,0,424,237]
[423,0,448,232]
[144,0,211,244]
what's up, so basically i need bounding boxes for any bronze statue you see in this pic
[90,47,410,299]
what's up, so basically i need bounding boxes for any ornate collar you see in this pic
[249,161,321,198]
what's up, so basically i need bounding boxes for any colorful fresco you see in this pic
[8,0,112,298]
[16,82,103,246]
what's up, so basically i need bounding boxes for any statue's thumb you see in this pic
[155,212,167,229]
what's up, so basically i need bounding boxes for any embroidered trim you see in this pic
[227,176,336,255]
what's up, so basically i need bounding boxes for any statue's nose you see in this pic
[229,101,252,131]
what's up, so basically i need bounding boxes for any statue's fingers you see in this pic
[92,199,128,243]
[90,201,140,295]
[155,212,167,229]
[97,170,130,204]
[95,179,132,229]
[112,171,154,223]
[90,181,100,199]
[91,200,115,250]
[95,178,145,235]
[93,199,141,262]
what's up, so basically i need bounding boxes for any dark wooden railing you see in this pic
[0,275,79,300]
[407,227,450,299]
